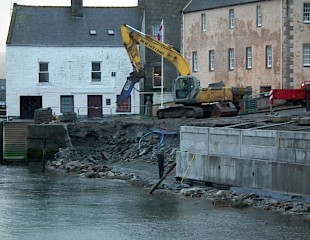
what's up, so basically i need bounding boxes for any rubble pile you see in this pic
[48,146,150,187]
[47,119,180,179]
[177,187,310,219]
[66,119,180,163]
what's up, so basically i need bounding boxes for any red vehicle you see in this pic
[269,81,310,110]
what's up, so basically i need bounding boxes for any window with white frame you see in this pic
[152,66,162,88]
[192,51,198,72]
[304,3,310,23]
[229,48,234,70]
[304,44,310,66]
[201,13,206,32]
[246,47,252,69]
[266,45,273,68]
[209,50,215,71]
[257,5,262,27]
[91,62,101,82]
[229,9,234,29]
[39,62,49,82]
[61,95,74,113]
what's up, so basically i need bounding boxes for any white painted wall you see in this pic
[0,52,5,79]
[6,46,140,117]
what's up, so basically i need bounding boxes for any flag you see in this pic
[157,19,164,41]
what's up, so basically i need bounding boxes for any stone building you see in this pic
[182,0,310,94]
[6,0,142,119]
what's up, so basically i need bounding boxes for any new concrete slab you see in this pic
[177,127,310,196]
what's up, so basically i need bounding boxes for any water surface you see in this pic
[0,165,309,240]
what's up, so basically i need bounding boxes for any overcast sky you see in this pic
[0,0,138,53]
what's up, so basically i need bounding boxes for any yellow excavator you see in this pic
[119,24,238,119]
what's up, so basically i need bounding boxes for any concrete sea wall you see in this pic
[27,124,72,160]
[176,127,310,196]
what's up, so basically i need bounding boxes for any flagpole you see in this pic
[160,19,164,109]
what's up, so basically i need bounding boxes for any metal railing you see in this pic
[45,104,154,120]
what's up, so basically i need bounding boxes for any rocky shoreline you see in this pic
[47,146,310,222]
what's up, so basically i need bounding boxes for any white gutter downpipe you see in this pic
[280,0,283,89]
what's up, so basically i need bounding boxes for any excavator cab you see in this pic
[174,76,200,104]
[173,75,238,118]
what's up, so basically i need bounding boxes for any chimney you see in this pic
[71,0,83,17]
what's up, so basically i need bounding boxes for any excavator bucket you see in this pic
[210,102,238,118]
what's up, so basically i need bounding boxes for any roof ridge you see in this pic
[15,4,138,9]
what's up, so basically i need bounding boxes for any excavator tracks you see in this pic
[157,106,204,119]
[157,102,238,119]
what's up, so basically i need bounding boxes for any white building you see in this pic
[6,0,142,119]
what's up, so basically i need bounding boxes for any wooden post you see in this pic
[42,138,47,173]
[149,162,176,194]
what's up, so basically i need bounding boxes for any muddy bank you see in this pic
[47,117,310,220]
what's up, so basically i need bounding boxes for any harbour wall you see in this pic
[176,127,310,196]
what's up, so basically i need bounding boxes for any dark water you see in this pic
[0,165,309,240]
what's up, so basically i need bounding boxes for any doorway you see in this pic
[20,96,42,119]
[88,95,102,118]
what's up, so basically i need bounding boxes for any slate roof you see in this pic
[7,4,143,47]
[183,0,263,13]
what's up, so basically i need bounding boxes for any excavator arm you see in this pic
[117,24,191,105]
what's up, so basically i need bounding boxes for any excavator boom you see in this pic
[118,24,191,105]
[121,24,191,76]
[121,25,144,74]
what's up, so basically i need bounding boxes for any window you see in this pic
[229,48,234,70]
[304,3,310,23]
[260,86,271,94]
[209,50,215,71]
[116,95,131,112]
[192,51,198,72]
[201,13,206,32]
[266,45,273,68]
[39,62,49,82]
[304,44,310,66]
[89,29,97,35]
[246,47,252,70]
[60,95,74,113]
[152,66,162,88]
[152,24,160,38]
[257,5,262,27]
[91,62,101,82]
[107,29,114,35]
[229,9,234,29]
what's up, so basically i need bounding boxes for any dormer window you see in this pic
[108,29,114,35]
[89,29,97,35]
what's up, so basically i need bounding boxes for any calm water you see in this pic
[0,165,309,240]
